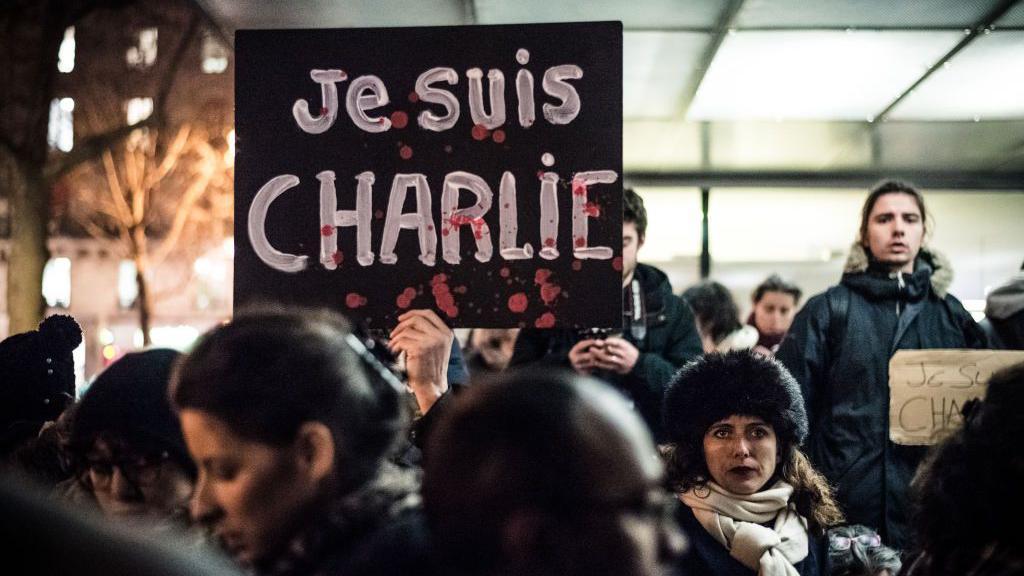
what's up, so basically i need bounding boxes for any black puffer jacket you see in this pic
[509,263,703,440]
[777,245,986,550]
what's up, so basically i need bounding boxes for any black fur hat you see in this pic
[663,350,808,453]
[0,315,83,435]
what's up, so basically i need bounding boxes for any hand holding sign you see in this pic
[389,309,453,414]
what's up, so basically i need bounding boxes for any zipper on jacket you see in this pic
[893,271,906,316]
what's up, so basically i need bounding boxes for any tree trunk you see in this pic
[6,161,49,334]
[131,228,152,346]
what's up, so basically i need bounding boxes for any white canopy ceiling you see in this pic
[195,0,1024,180]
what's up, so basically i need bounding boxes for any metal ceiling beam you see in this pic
[625,170,1024,191]
[463,0,478,25]
[874,0,1023,121]
[724,25,1024,32]
[676,0,746,117]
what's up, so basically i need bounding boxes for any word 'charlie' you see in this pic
[248,170,617,273]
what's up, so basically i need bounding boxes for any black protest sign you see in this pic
[235,22,622,328]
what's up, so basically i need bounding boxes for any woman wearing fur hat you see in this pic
[171,308,419,576]
[66,348,196,525]
[776,180,986,550]
[664,350,843,576]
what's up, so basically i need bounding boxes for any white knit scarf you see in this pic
[680,480,809,576]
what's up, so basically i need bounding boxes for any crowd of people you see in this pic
[2,180,1022,576]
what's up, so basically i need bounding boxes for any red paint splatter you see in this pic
[396,287,418,309]
[432,273,448,285]
[471,124,490,141]
[391,111,409,129]
[574,237,587,248]
[427,224,434,231]
[375,209,385,220]
[332,251,344,265]
[443,305,459,318]
[572,179,588,196]
[572,260,583,271]
[536,170,546,180]
[492,129,506,143]
[534,269,552,285]
[544,237,555,247]
[399,145,413,160]
[499,267,510,278]
[345,293,367,308]
[540,283,562,306]
[508,292,528,313]
[408,91,420,103]
[446,215,487,240]
[319,107,329,116]
[320,225,334,237]
[432,283,450,297]
[583,202,601,217]
[454,285,468,295]
[535,312,556,329]
[441,228,450,236]
[612,257,623,271]
[438,292,456,308]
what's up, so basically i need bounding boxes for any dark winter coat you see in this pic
[508,263,703,440]
[776,245,986,550]
[675,504,825,576]
[257,463,421,576]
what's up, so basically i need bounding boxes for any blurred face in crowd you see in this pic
[703,415,778,495]
[752,291,798,338]
[622,221,644,287]
[181,409,325,570]
[469,328,519,371]
[83,438,193,521]
[863,192,924,274]
[556,399,685,576]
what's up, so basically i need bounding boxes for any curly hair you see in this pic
[908,361,1024,575]
[664,440,842,535]
[663,351,842,535]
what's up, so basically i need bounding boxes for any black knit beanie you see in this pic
[69,348,194,476]
[0,315,83,434]
[663,350,809,454]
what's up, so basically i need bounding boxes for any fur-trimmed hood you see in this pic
[984,271,1024,320]
[843,243,954,298]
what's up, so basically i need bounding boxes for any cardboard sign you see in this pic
[889,349,1024,445]
[234,22,623,329]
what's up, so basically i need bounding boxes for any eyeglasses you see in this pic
[830,533,882,550]
[83,451,171,491]
[581,489,679,523]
